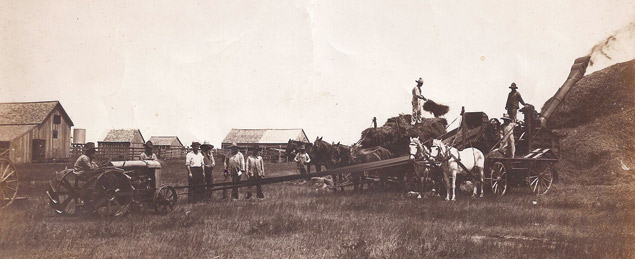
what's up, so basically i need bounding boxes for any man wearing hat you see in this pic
[186,141,205,202]
[293,145,311,177]
[505,82,527,122]
[139,141,158,161]
[245,146,265,200]
[74,142,99,174]
[499,114,516,158]
[411,77,428,125]
[223,143,245,200]
[201,141,215,199]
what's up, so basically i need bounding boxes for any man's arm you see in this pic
[185,154,192,177]
[294,153,300,162]
[518,93,526,106]
[259,157,265,177]
[305,154,311,163]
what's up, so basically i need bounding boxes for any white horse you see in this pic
[429,139,485,201]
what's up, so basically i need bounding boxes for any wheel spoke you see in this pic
[1,162,9,180]
[1,170,15,182]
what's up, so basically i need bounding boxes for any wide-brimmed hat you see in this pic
[201,141,213,149]
[230,142,238,148]
[501,114,512,121]
[84,142,96,151]
[415,77,424,85]
[191,141,201,147]
[143,141,153,148]
[509,82,518,89]
[249,146,260,152]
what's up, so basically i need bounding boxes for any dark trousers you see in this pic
[247,176,264,198]
[188,167,204,202]
[231,174,242,199]
[204,166,214,199]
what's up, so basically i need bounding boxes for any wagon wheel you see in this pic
[489,161,508,197]
[528,163,554,195]
[47,170,82,215]
[153,185,177,214]
[0,158,18,209]
[90,171,133,217]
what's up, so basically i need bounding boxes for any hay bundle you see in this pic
[423,100,450,117]
[358,114,447,156]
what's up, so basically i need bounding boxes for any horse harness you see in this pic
[432,144,481,182]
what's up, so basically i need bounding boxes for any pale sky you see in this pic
[2,0,634,146]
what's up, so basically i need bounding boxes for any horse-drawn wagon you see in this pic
[414,56,592,198]
[46,160,177,217]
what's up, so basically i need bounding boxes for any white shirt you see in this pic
[186,151,205,167]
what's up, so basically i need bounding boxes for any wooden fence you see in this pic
[70,145,288,163]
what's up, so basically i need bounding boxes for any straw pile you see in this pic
[423,100,450,117]
[544,59,635,183]
[357,114,447,156]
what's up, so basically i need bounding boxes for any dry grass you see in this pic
[1,161,634,258]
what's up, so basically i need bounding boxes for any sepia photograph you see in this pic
[1,1,634,258]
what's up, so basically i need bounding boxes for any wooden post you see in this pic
[461,106,466,148]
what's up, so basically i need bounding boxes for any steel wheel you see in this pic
[0,158,18,209]
[490,162,508,197]
[528,163,554,195]
[47,170,82,215]
[153,185,177,214]
[90,171,132,217]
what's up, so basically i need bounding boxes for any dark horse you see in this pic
[348,145,394,191]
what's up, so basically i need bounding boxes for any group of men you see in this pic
[410,77,528,158]
[185,142,266,202]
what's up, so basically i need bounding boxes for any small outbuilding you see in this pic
[148,136,184,159]
[221,128,310,150]
[98,129,145,160]
[0,101,74,163]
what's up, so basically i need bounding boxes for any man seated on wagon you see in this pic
[139,141,158,160]
[73,142,99,175]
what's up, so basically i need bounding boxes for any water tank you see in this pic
[73,128,86,144]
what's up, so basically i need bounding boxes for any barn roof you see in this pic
[0,125,36,142]
[222,129,309,144]
[148,136,184,147]
[101,129,145,143]
[0,101,74,126]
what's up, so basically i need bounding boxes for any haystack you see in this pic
[357,114,447,156]
[544,59,635,183]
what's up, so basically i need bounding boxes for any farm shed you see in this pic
[221,129,310,150]
[98,129,145,160]
[148,136,185,159]
[0,101,74,163]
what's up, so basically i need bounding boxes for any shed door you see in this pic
[32,139,46,162]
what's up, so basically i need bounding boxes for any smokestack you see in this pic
[539,56,591,128]
[73,128,86,144]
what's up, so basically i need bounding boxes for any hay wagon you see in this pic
[0,149,18,209]
[430,56,591,197]
[46,160,177,217]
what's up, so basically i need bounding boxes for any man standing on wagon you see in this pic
[505,82,528,122]
[411,77,428,125]
[499,114,516,158]
[186,141,205,202]
[223,143,245,200]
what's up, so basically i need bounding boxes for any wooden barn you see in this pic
[98,129,145,160]
[221,129,310,150]
[0,101,74,164]
[147,136,184,159]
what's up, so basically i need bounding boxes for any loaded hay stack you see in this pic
[544,58,635,183]
[358,114,447,156]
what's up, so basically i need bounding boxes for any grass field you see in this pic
[1,161,634,258]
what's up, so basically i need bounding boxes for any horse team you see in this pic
[286,136,486,201]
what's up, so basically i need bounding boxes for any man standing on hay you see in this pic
[411,77,427,125]
[505,82,528,122]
